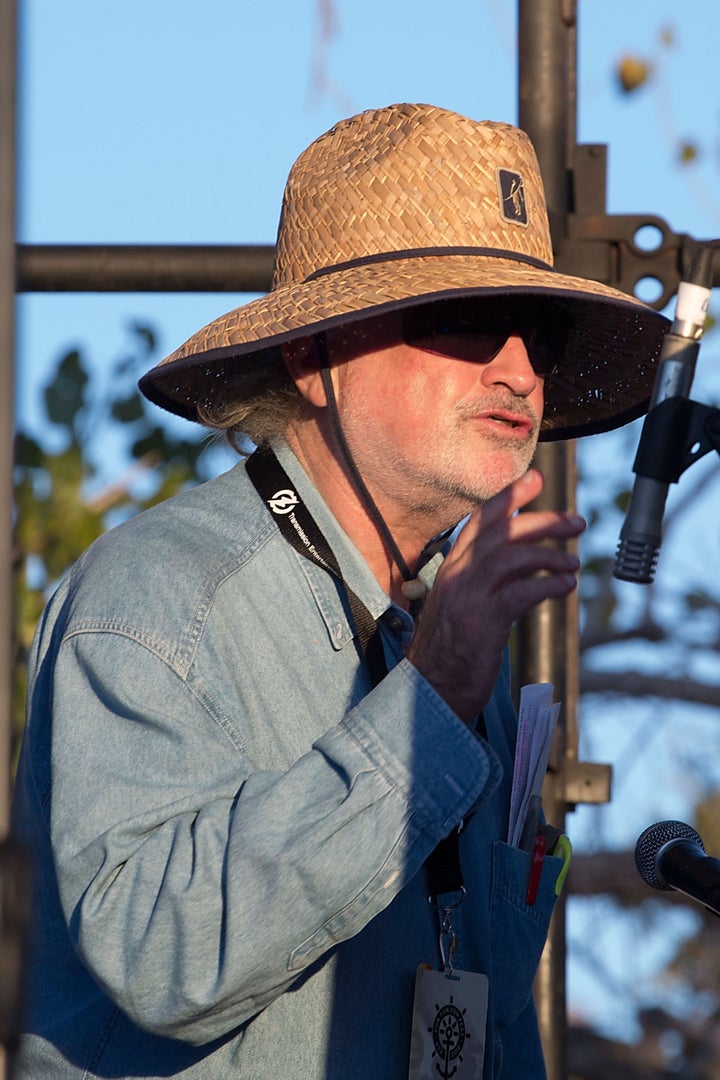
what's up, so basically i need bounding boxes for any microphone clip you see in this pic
[632,397,720,485]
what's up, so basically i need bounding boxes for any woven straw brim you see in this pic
[140,251,669,441]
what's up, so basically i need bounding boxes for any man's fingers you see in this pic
[507,509,586,544]
[408,466,585,724]
[436,538,580,603]
[454,468,545,544]
[450,504,585,571]
[498,542,580,580]
[499,564,580,621]
[452,468,585,556]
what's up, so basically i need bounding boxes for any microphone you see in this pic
[613,247,713,584]
[635,819,720,917]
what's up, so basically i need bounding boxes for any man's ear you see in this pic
[281,337,328,408]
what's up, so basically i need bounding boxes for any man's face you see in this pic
[328,305,548,525]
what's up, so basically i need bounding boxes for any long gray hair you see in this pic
[196,346,305,454]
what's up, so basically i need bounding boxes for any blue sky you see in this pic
[15,0,720,1044]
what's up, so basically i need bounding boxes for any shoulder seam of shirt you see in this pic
[61,514,280,677]
[57,622,249,755]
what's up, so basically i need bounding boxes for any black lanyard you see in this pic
[246,446,387,681]
[246,445,465,898]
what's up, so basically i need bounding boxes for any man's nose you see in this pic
[479,334,539,395]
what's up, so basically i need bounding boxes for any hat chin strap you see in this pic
[316,334,428,604]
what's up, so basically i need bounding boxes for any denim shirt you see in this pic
[11,442,562,1079]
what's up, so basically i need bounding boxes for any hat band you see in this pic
[303,245,555,283]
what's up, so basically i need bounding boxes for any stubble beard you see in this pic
[400,425,539,520]
[339,392,540,531]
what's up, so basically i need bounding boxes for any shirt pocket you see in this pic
[488,839,562,1030]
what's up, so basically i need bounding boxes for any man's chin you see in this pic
[462,449,536,502]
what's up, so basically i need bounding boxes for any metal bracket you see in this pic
[556,144,719,311]
[558,760,612,807]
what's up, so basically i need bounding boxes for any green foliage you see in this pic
[613,487,633,514]
[12,325,210,765]
[43,349,89,433]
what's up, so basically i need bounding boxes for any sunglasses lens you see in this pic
[402,301,568,376]
[403,308,507,363]
[522,325,559,376]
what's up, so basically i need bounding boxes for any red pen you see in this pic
[525,831,547,905]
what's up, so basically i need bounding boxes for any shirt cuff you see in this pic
[335,657,502,845]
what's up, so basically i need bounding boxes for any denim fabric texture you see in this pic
[11,441,561,1078]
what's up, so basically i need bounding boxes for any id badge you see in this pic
[408,965,489,1079]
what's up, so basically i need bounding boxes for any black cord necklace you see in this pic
[316,333,428,604]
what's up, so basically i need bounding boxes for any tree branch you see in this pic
[580,669,720,708]
[567,849,694,907]
[581,620,667,651]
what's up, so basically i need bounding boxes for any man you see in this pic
[11,103,668,1078]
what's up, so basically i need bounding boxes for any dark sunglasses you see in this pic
[401,299,571,377]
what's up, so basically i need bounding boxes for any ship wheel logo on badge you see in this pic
[430,996,470,1079]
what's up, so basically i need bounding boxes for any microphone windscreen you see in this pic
[634,819,705,891]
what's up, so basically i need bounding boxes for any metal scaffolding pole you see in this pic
[517,4,580,1078]
[16,244,275,294]
[0,0,17,839]
[0,3,19,1072]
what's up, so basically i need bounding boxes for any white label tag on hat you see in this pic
[408,966,489,1079]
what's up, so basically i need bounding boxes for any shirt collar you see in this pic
[272,442,391,648]
[270,441,447,652]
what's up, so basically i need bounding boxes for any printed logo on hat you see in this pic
[496,168,528,226]
[268,489,299,515]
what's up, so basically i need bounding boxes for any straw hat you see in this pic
[139,102,669,441]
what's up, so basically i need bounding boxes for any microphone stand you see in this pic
[613,245,717,583]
